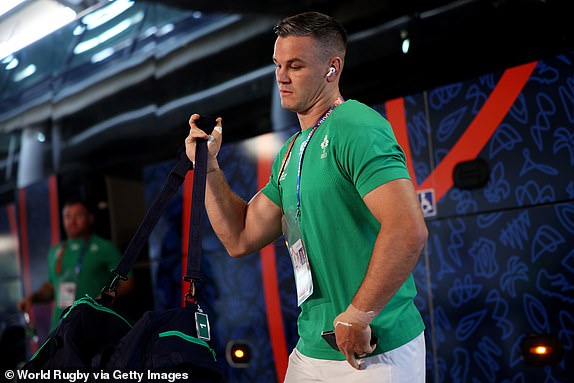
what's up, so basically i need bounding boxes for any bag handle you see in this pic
[103,131,210,297]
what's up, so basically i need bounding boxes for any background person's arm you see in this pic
[18,281,55,313]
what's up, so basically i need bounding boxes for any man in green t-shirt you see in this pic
[18,199,134,329]
[185,11,428,382]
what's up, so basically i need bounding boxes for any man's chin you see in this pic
[279,100,297,112]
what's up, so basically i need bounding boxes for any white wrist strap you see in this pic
[334,304,376,328]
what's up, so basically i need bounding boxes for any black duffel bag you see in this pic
[104,304,222,383]
[24,295,132,372]
[21,134,223,382]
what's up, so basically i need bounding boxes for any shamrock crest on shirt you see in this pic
[320,135,329,159]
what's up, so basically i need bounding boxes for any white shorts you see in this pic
[284,332,426,383]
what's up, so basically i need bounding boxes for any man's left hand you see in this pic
[333,313,376,369]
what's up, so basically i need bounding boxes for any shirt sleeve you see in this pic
[333,102,410,198]
[260,133,297,207]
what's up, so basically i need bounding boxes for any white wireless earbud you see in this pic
[326,66,336,77]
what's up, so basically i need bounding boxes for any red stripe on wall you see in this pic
[17,187,39,353]
[9,201,37,354]
[7,203,19,259]
[17,188,31,297]
[48,175,60,246]
[386,97,417,183]
[257,135,289,383]
[181,171,194,306]
[419,61,538,202]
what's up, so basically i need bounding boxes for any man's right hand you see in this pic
[17,282,55,313]
[184,113,284,259]
[17,297,33,313]
[186,114,223,172]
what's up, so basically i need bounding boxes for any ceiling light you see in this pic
[0,0,25,17]
[36,132,46,143]
[401,29,410,54]
[13,64,36,82]
[81,0,134,30]
[2,55,19,70]
[73,24,86,36]
[0,1,76,59]
[90,47,115,63]
[74,10,144,55]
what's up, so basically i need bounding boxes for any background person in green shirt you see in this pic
[185,11,428,382]
[18,199,134,330]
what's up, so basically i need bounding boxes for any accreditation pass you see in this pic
[289,239,313,306]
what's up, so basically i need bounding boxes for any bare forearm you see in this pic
[205,168,250,256]
[204,166,283,257]
[352,226,427,314]
[186,115,281,256]
[31,282,55,303]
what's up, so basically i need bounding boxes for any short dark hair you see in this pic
[273,11,347,60]
[62,198,93,215]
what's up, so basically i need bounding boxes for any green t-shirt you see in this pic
[47,234,122,328]
[261,99,425,359]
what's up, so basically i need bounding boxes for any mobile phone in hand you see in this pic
[321,330,339,351]
[321,330,379,353]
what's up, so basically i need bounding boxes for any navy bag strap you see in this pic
[105,139,208,293]
[185,138,207,282]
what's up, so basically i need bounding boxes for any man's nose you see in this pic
[276,67,288,83]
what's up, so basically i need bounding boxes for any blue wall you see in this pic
[405,52,574,383]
